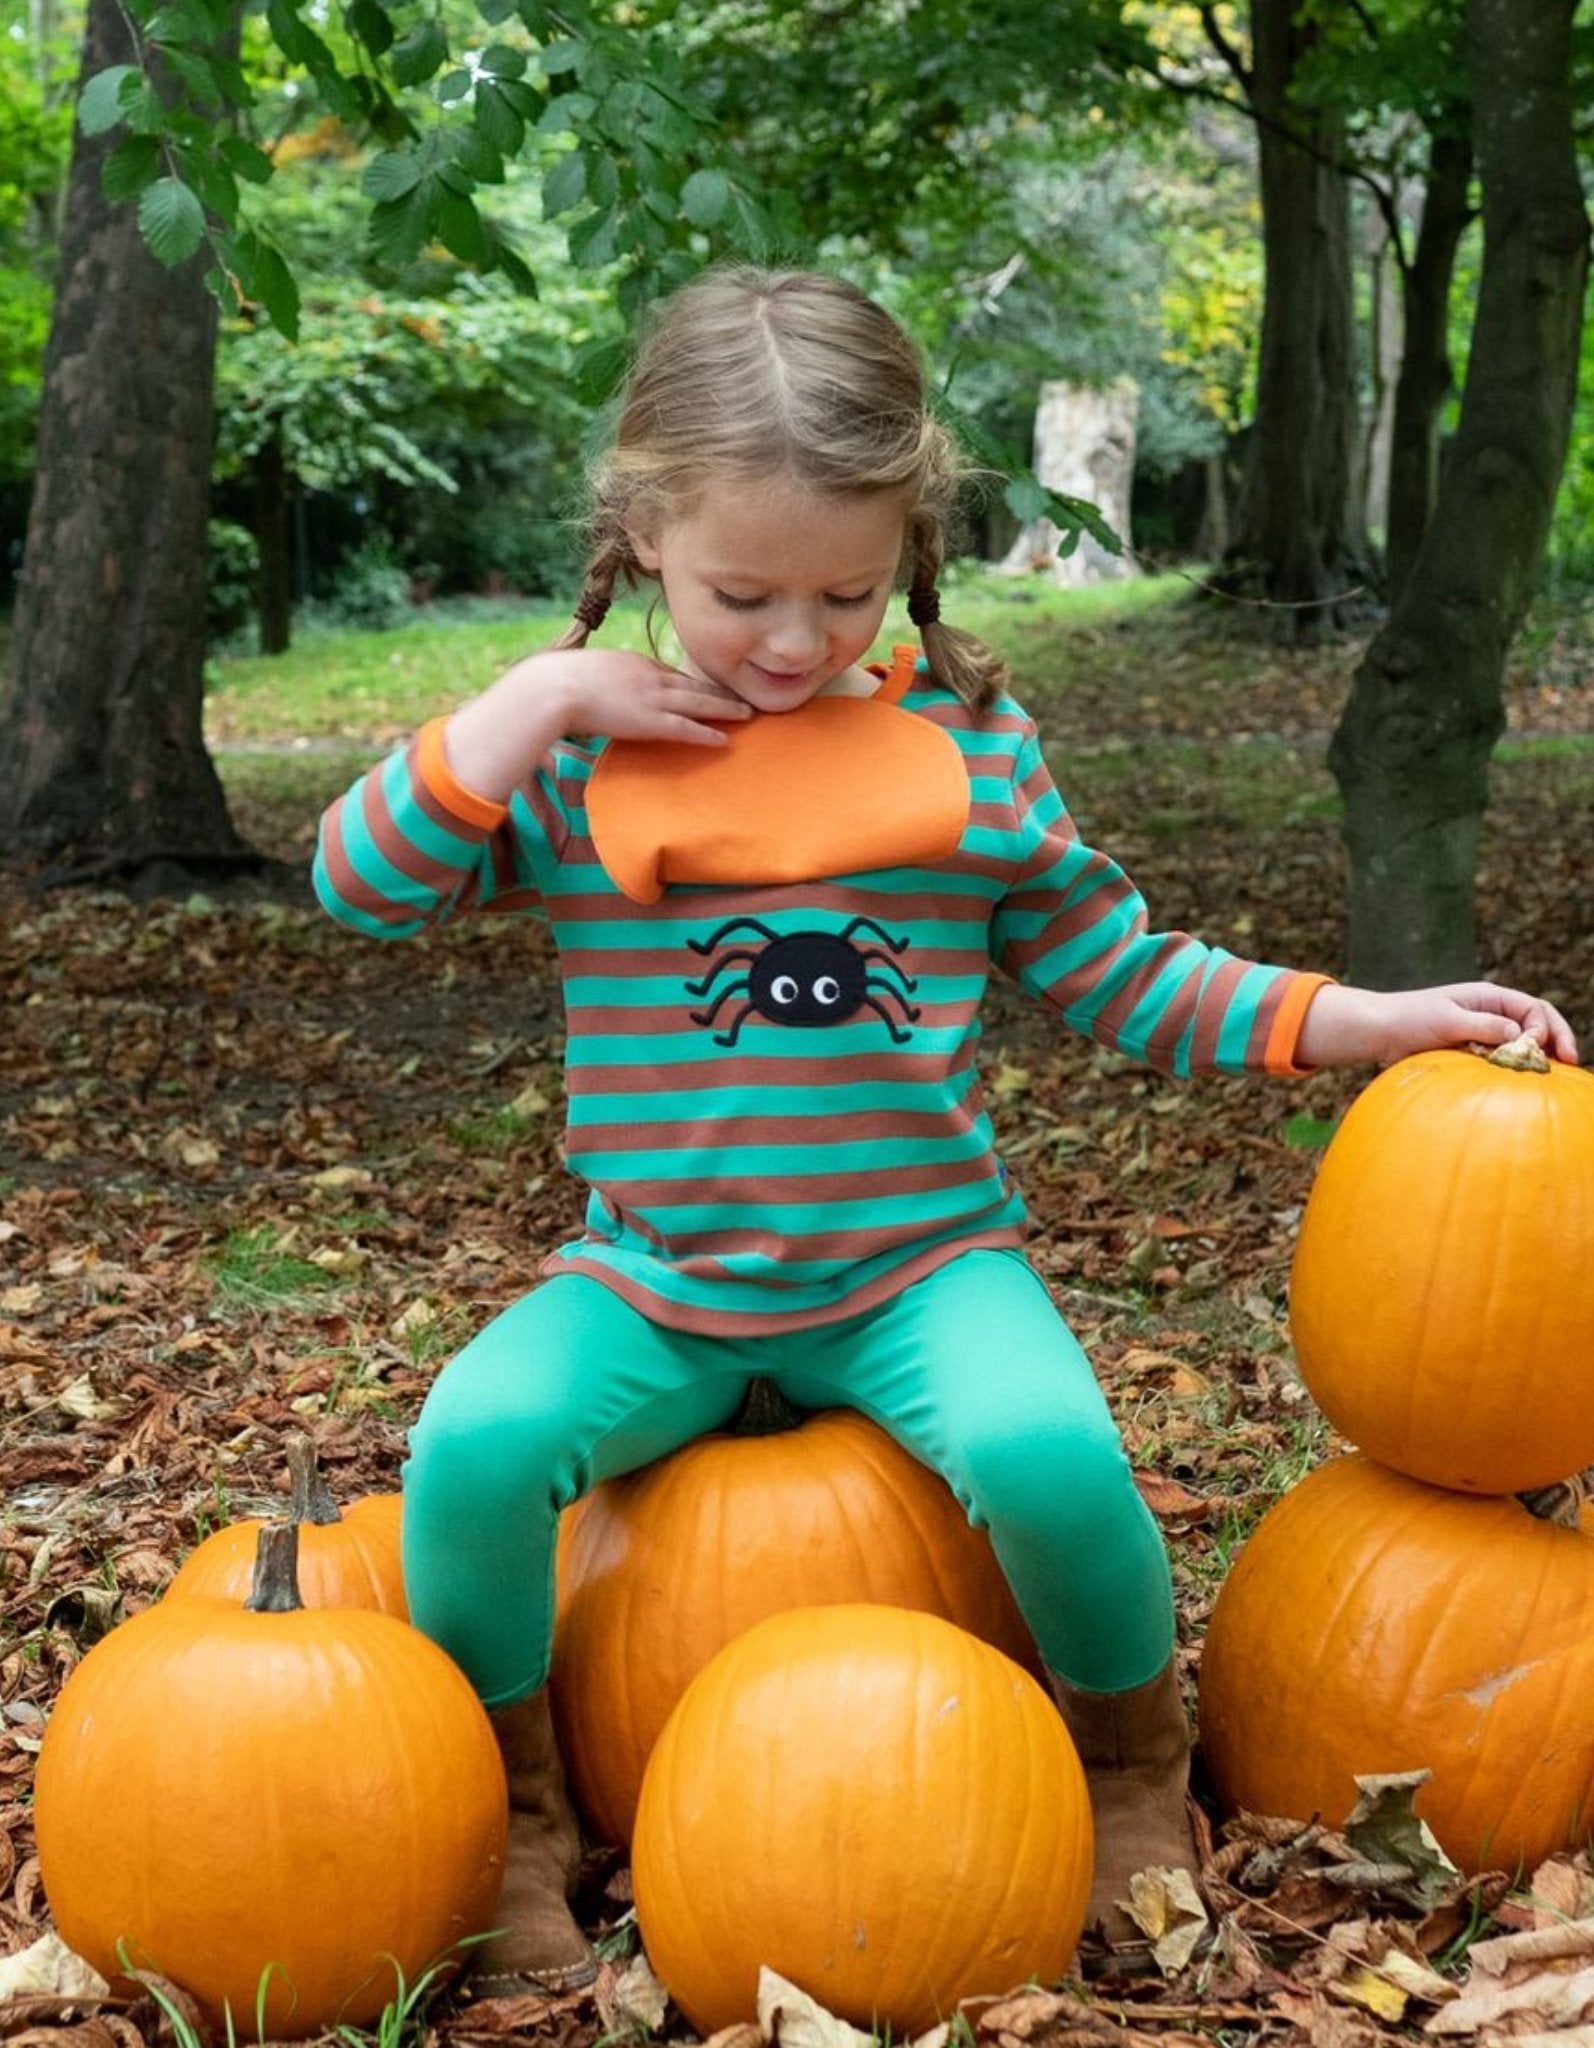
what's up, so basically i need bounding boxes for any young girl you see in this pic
[315,267,1576,1985]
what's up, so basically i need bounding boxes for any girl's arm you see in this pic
[1295,980,1580,1068]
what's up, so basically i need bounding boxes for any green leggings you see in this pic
[402,1249,1174,1705]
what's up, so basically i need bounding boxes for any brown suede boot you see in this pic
[1049,1660,1199,1946]
[474,1691,598,1996]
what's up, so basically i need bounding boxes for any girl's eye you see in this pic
[827,590,878,610]
[713,590,766,612]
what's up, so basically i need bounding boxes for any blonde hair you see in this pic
[554,267,1007,712]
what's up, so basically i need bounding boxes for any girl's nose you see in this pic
[764,603,827,661]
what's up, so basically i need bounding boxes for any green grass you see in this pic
[203,571,1191,743]
[445,1104,547,1155]
[1062,733,1339,834]
[208,1225,343,1310]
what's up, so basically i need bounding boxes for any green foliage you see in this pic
[0,14,76,482]
[207,517,261,640]
[1548,310,1594,592]
[209,221,602,612]
[77,0,783,339]
[308,537,414,631]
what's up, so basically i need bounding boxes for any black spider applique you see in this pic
[685,916,922,1048]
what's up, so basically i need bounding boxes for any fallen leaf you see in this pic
[1338,1772,1458,1909]
[596,1951,669,2034]
[756,1969,947,2048]
[1122,1864,1210,1973]
[0,1930,110,2000]
[309,1165,374,1192]
[1328,1964,1409,2023]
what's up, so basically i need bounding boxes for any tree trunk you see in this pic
[1362,203,1400,551]
[254,426,294,656]
[0,0,259,890]
[1226,0,1374,632]
[1328,0,1587,987]
[1385,130,1474,602]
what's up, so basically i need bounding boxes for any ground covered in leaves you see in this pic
[2,596,1592,2048]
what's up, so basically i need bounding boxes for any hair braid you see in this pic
[551,517,636,651]
[905,511,1007,712]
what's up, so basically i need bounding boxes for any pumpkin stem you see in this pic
[1516,1468,1594,1528]
[286,1432,343,1526]
[1476,1033,1552,1074]
[245,1521,306,1613]
[729,1377,801,1437]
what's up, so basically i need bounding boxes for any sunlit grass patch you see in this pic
[208,1224,343,1309]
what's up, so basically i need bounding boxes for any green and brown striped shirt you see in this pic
[315,656,1326,1334]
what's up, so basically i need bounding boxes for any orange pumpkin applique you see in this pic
[586,646,969,904]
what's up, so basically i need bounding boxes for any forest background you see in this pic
[3,2,1594,2045]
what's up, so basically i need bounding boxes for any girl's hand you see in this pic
[1296,980,1580,1069]
[442,647,750,803]
[549,648,752,746]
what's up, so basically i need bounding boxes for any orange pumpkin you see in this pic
[1288,1043,1594,1492]
[1197,1454,1594,1875]
[550,1387,1041,1845]
[632,1605,1091,2037]
[36,1524,504,2038]
[167,1434,406,1616]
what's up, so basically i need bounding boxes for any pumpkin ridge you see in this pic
[847,1417,957,1604]
[834,1421,936,1598]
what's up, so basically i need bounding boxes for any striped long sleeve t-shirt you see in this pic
[315,653,1328,1335]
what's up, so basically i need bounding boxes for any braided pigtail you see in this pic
[551,516,636,651]
[905,511,1007,713]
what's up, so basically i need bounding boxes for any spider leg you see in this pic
[708,1001,754,1048]
[688,917,779,956]
[861,992,921,1043]
[839,916,909,954]
[689,977,752,1029]
[685,949,761,997]
[857,946,918,993]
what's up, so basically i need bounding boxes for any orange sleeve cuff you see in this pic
[416,718,509,833]
[1264,971,1336,1076]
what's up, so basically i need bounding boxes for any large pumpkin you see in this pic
[36,1524,504,2038]
[632,1604,1091,2037]
[550,1387,1041,1846]
[1197,1454,1594,1875]
[167,1434,406,1616]
[1288,1042,1594,1493]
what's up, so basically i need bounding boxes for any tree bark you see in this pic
[1328,0,1588,987]
[0,0,257,889]
[1225,0,1375,632]
[1385,130,1474,603]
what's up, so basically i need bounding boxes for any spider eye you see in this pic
[770,974,800,1005]
[813,976,842,1004]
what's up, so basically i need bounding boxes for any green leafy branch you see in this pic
[77,0,787,348]
[936,391,1124,562]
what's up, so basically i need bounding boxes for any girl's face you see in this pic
[629,474,907,714]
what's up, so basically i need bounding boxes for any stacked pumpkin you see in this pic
[551,1380,1093,2033]
[1197,1038,1594,1875]
[34,1441,506,2040]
